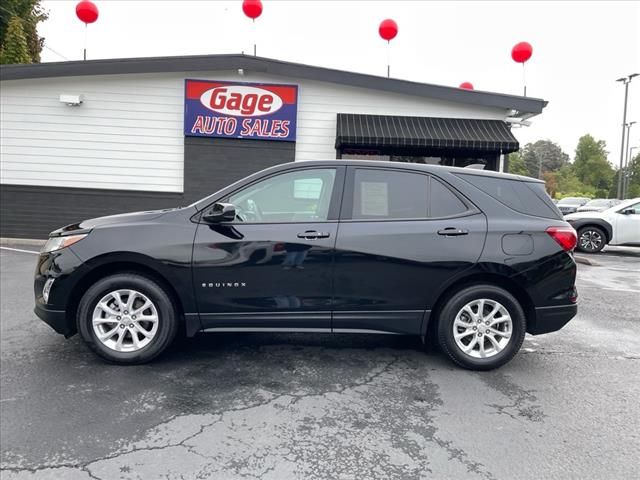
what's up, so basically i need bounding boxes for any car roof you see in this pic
[280,160,544,183]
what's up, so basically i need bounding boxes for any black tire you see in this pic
[576,226,606,253]
[437,285,526,370]
[77,273,179,364]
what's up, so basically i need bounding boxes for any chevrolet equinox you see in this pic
[34,161,578,370]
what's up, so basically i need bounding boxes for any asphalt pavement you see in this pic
[1,245,639,480]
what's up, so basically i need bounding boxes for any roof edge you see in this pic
[0,53,547,115]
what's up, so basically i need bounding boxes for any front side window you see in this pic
[227,168,336,223]
[622,202,640,214]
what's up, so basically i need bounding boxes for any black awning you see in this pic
[335,114,519,153]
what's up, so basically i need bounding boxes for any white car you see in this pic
[576,198,621,213]
[565,198,640,253]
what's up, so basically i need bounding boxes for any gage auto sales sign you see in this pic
[184,79,298,142]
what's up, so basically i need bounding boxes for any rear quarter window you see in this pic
[456,173,562,219]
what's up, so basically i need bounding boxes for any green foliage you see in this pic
[518,140,570,178]
[507,152,531,176]
[553,164,596,198]
[0,0,47,64]
[0,16,30,64]
[511,134,619,200]
[627,153,640,198]
[573,134,614,197]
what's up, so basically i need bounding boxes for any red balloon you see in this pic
[459,82,474,90]
[511,41,533,63]
[379,19,398,41]
[242,0,263,20]
[76,0,98,24]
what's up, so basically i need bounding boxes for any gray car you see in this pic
[557,197,590,215]
[576,198,620,213]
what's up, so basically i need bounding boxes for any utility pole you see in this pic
[616,74,639,199]
[622,121,636,199]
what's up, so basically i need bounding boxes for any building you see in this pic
[0,54,547,238]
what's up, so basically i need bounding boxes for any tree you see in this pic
[506,152,530,176]
[519,140,570,178]
[554,164,595,198]
[0,16,30,64]
[573,134,615,197]
[627,152,640,198]
[542,171,559,197]
[0,0,48,64]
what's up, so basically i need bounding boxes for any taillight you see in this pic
[546,226,577,252]
[569,286,578,303]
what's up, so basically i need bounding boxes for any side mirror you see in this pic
[621,208,635,215]
[203,203,236,223]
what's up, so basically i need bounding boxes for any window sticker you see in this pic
[360,181,389,216]
[294,178,323,199]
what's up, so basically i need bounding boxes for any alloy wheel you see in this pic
[452,299,512,359]
[579,230,603,252]
[92,289,159,352]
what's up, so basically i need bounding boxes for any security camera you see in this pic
[59,94,84,106]
[505,118,532,127]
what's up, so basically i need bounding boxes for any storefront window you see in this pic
[340,148,497,170]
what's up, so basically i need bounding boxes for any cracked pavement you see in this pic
[1,246,639,479]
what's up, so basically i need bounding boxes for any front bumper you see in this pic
[34,303,74,337]
[34,247,84,338]
[528,304,577,335]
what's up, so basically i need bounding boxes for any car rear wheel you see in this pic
[576,226,606,253]
[77,273,178,364]
[437,285,526,370]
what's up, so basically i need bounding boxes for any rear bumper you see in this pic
[528,304,577,335]
[34,303,74,338]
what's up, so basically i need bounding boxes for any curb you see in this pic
[0,237,46,247]
[574,255,600,266]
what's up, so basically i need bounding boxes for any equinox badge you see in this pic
[202,282,247,288]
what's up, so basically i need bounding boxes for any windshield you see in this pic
[558,197,588,205]
[585,199,611,206]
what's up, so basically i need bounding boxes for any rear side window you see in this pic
[430,178,468,217]
[457,174,561,219]
[349,169,470,220]
[352,169,428,219]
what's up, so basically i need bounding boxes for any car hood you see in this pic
[557,203,582,208]
[51,208,178,236]
[564,210,604,220]
[576,206,606,212]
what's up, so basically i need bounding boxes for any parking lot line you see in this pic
[580,285,640,294]
[0,247,39,255]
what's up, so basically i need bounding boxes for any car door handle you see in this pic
[437,227,469,237]
[297,230,330,240]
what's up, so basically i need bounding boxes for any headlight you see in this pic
[41,234,88,253]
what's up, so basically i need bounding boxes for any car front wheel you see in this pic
[437,285,526,370]
[77,273,179,364]
[576,226,606,253]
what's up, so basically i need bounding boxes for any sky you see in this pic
[37,0,640,167]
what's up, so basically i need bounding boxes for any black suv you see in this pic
[34,161,578,370]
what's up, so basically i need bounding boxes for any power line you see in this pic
[43,44,69,61]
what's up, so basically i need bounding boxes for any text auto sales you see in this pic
[190,116,291,138]
[190,86,291,138]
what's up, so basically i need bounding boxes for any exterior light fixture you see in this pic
[59,94,84,106]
